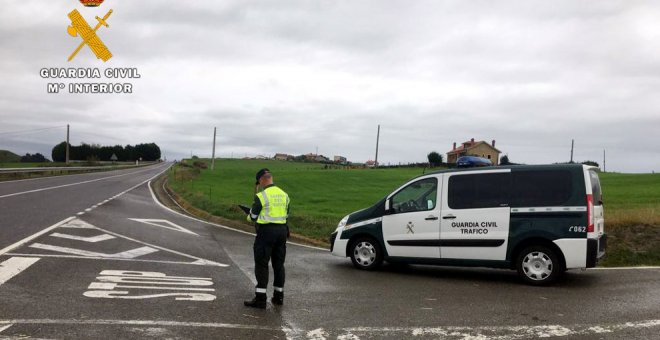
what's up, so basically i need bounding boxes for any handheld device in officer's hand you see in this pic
[238,204,251,214]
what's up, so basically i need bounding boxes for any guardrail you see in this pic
[0,163,153,174]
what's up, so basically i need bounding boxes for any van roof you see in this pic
[415,163,589,180]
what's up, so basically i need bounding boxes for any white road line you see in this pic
[5,253,227,267]
[0,318,657,338]
[29,243,158,259]
[50,232,116,243]
[92,225,228,267]
[0,324,11,333]
[128,218,199,236]
[0,164,166,199]
[593,266,660,270]
[148,180,329,252]
[0,257,40,285]
[0,217,75,256]
[0,319,280,331]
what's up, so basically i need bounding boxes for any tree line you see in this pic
[51,142,161,162]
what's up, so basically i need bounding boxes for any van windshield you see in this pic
[589,170,603,206]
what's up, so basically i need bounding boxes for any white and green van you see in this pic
[330,164,606,285]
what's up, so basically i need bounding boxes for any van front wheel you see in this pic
[516,245,563,285]
[349,237,383,270]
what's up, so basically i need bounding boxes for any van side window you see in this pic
[391,178,437,214]
[448,173,509,209]
[510,170,573,207]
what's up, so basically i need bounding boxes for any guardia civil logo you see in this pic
[67,0,113,62]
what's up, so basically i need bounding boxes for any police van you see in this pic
[330,164,606,285]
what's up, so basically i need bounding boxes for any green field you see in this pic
[167,159,660,266]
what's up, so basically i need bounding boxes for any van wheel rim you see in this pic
[522,251,553,280]
[354,242,376,266]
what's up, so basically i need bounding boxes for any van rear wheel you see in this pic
[516,245,563,285]
[349,237,383,270]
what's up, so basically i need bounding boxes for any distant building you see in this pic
[365,160,377,168]
[447,138,501,165]
[315,155,330,163]
[334,156,347,164]
[274,153,292,161]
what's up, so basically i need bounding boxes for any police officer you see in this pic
[244,168,290,309]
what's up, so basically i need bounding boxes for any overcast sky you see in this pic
[1,1,659,172]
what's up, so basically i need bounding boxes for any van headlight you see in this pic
[336,215,349,231]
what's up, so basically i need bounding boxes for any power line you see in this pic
[0,125,66,136]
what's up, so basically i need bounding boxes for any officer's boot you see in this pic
[271,291,283,306]
[244,293,267,309]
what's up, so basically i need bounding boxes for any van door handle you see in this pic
[425,216,439,220]
[442,215,456,220]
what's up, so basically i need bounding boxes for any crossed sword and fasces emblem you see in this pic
[67,9,113,62]
[406,221,414,234]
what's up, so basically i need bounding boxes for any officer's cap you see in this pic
[255,168,270,184]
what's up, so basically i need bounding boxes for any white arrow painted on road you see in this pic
[29,243,158,259]
[50,232,115,243]
[128,219,199,236]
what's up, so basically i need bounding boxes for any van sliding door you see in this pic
[440,170,511,261]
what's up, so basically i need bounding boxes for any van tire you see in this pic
[516,245,563,285]
[349,237,383,270]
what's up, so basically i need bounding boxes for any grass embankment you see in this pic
[166,159,660,266]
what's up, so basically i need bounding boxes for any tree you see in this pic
[427,151,443,167]
[20,153,49,163]
[52,142,67,162]
[500,154,511,165]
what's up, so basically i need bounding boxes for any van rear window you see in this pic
[510,170,573,207]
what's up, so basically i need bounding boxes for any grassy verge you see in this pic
[166,159,660,266]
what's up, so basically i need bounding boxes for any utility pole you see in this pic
[211,127,217,171]
[315,146,318,156]
[65,124,70,164]
[374,124,380,168]
[570,139,574,163]
[603,149,606,172]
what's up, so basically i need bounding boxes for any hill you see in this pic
[0,150,21,163]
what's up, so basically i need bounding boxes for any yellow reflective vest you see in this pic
[248,186,289,224]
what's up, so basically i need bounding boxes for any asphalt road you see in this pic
[0,164,658,339]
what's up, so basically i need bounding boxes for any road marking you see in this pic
[0,217,75,256]
[0,318,658,338]
[0,165,165,199]
[92,224,228,267]
[593,266,660,270]
[0,324,11,333]
[128,218,199,236]
[5,253,227,267]
[0,257,40,285]
[29,243,158,259]
[9,217,227,267]
[84,270,216,301]
[148,180,329,252]
[50,232,115,243]
[59,219,96,229]
[0,319,280,331]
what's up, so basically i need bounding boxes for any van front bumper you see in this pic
[330,229,349,257]
[586,234,607,268]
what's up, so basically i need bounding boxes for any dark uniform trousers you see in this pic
[254,223,288,290]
